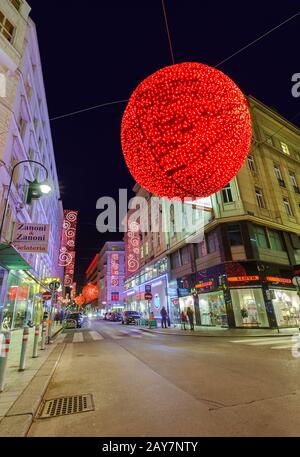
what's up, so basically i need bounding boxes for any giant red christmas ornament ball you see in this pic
[82,284,99,303]
[75,295,85,306]
[121,62,252,198]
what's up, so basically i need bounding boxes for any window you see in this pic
[222,183,233,203]
[283,197,293,216]
[180,246,190,265]
[289,171,300,193]
[247,155,256,173]
[111,292,119,302]
[255,188,266,209]
[10,0,21,11]
[274,164,285,187]
[227,224,243,246]
[206,231,218,253]
[171,251,181,269]
[254,225,269,248]
[280,142,290,156]
[265,136,274,146]
[274,164,282,180]
[0,12,15,43]
[268,229,284,251]
[194,243,200,259]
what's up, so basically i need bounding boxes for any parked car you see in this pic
[104,312,122,322]
[64,312,84,329]
[122,311,142,325]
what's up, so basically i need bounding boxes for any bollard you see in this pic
[32,325,40,358]
[41,321,47,350]
[0,331,11,393]
[19,326,29,372]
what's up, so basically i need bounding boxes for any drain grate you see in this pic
[39,394,94,419]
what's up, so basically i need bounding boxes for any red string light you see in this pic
[121,62,252,199]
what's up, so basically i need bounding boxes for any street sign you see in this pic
[145,285,151,293]
[42,291,52,301]
[49,281,60,292]
[145,292,153,301]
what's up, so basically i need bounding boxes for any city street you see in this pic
[27,320,300,437]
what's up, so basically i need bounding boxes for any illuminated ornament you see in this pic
[75,295,86,306]
[82,284,99,303]
[121,62,252,198]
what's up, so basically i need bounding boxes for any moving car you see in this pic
[64,312,84,329]
[104,312,122,322]
[122,311,142,325]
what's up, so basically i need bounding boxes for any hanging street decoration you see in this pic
[121,62,252,199]
[58,210,78,287]
[75,294,86,306]
[82,283,99,303]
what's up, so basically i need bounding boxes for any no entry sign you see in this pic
[42,291,52,301]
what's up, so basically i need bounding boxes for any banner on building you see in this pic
[125,210,140,279]
[59,210,78,287]
[12,223,50,253]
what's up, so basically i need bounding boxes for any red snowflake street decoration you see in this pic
[121,62,252,199]
[82,284,99,303]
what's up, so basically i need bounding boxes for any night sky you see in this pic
[27,0,300,289]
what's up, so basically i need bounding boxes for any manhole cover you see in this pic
[38,394,94,419]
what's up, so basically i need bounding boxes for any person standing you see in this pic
[180,310,188,330]
[160,306,167,329]
[187,307,195,331]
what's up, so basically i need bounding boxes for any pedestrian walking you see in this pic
[187,307,195,331]
[160,306,167,329]
[180,311,188,330]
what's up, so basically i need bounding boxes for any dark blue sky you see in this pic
[28,0,300,287]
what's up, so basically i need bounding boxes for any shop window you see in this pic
[255,187,266,209]
[227,224,243,246]
[198,291,228,327]
[272,290,300,327]
[254,225,269,249]
[283,197,293,216]
[267,229,284,251]
[222,183,234,203]
[231,288,269,328]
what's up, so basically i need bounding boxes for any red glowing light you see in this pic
[121,62,252,198]
[75,295,86,306]
[82,284,99,303]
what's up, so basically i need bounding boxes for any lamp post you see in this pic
[0,160,51,242]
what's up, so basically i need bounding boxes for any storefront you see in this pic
[1,270,45,330]
[267,276,300,328]
[198,290,228,327]
[231,287,269,328]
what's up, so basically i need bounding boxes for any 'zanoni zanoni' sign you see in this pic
[12,223,50,253]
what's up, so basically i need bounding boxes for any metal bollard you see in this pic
[19,326,29,372]
[32,325,40,358]
[41,321,47,350]
[0,331,11,393]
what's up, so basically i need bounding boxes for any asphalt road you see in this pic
[27,319,300,437]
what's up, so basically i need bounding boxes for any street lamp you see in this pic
[0,160,52,241]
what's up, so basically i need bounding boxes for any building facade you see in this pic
[98,241,125,313]
[0,0,64,330]
[124,96,300,329]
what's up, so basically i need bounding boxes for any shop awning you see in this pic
[0,243,31,270]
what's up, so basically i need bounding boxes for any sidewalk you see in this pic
[139,324,299,338]
[0,323,62,420]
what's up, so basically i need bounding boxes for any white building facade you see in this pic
[0,0,64,329]
[98,242,125,313]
